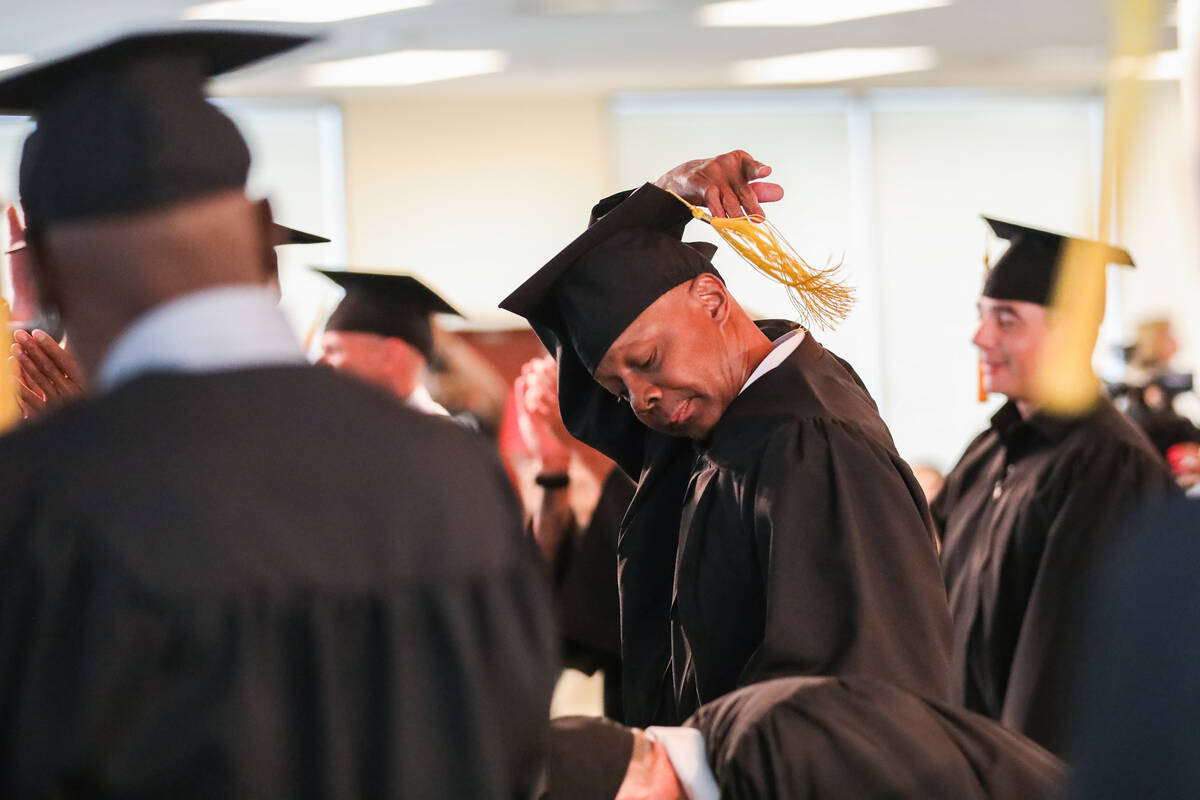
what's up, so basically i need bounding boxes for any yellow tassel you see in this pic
[0,297,20,433]
[667,191,855,330]
[1032,0,1161,415]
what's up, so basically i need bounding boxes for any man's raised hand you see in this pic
[654,149,784,219]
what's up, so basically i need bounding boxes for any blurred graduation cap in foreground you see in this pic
[316,269,461,361]
[982,217,1135,306]
[0,29,313,231]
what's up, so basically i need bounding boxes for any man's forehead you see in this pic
[977,296,1044,317]
[595,291,681,375]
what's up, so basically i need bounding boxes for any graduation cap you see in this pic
[316,269,461,361]
[0,30,313,232]
[500,183,721,374]
[982,217,1135,306]
[273,223,329,246]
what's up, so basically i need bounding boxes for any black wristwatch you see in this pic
[534,472,570,489]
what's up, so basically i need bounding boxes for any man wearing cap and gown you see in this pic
[501,152,952,728]
[315,269,458,416]
[933,217,1178,756]
[8,218,326,418]
[0,31,555,798]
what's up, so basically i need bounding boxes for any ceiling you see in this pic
[0,0,1179,98]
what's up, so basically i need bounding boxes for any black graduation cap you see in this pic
[982,217,1135,305]
[0,30,313,232]
[499,182,720,374]
[316,268,461,362]
[273,223,329,246]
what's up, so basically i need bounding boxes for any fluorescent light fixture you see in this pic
[734,47,937,84]
[182,0,430,23]
[0,54,33,74]
[700,0,952,27]
[1112,50,1181,80]
[305,50,508,87]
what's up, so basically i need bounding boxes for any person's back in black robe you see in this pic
[933,397,1179,756]
[1067,498,1200,798]
[0,365,557,799]
[560,322,952,726]
[688,675,1066,800]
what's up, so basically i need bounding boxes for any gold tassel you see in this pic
[0,297,20,433]
[667,191,855,330]
[1031,0,1161,414]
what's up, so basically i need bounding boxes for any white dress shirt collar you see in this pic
[739,327,805,396]
[96,284,305,392]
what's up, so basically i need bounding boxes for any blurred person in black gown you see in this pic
[0,30,555,798]
[545,675,1065,800]
[314,268,460,416]
[511,354,636,719]
[501,150,952,728]
[933,218,1179,756]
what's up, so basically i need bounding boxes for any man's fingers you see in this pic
[12,339,67,400]
[721,189,743,220]
[751,182,784,204]
[734,182,764,219]
[32,330,84,391]
[703,185,724,218]
[6,204,21,245]
[15,334,67,393]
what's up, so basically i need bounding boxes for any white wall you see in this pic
[339,96,614,328]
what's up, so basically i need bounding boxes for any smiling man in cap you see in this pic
[933,217,1178,756]
[0,29,555,798]
[501,151,952,727]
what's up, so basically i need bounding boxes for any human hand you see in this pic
[654,149,784,219]
[11,329,86,417]
[5,204,40,324]
[514,356,571,474]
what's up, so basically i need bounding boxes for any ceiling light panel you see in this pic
[182,0,431,24]
[0,54,33,74]
[305,50,509,87]
[734,47,938,84]
[700,0,952,27]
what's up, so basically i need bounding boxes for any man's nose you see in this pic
[628,378,662,415]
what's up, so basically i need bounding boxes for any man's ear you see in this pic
[690,273,729,323]
[27,235,66,323]
[255,198,279,284]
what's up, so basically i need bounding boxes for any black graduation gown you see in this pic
[933,398,1179,756]
[0,365,557,799]
[687,675,1066,800]
[1067,499,1200,799]
[555,468,637,720]
[558,327,952,727]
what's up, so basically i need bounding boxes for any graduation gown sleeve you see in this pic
[688,676,1065,800]
[999,438,1179,754]
[744,417,952,702]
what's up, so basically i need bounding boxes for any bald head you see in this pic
[30,189,271,378]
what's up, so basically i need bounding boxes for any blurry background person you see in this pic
[546,676,1065,800]
[315,268,459,416]
[508,353,636,720]
[0,30,555,798]
[933,217,1180,757]
[1108,316,1200,476]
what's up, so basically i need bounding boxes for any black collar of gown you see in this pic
[989,399,1096,452]
[699,321,816,461]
